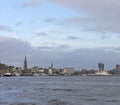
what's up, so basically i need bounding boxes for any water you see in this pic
[0,76,120,105]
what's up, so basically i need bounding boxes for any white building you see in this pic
[63,68,74,75]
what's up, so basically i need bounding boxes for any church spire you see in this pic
[24,55,27,70]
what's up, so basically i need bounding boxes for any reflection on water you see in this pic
[0,76,120,105]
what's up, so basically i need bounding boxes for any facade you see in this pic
[115,64,120,75]
[98,62,104,72]
[48,63,53,75]
[48,68,53,75]
[63,68,74,75]
[0,63,8,75]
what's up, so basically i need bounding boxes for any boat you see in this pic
[3,72,12,77]
[95,71,111,76]
[33,73,40,76]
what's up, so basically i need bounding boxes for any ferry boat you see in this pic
[95,71,111,76]
[3,72,12,77]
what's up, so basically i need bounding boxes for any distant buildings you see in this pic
[63,68,74,75]
[1,55,120,76]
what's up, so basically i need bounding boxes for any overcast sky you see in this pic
[0,0,120,69]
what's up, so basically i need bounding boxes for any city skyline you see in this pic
[0,0,120,69]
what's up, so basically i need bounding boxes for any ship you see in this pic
[95,70,111,76]
[3,72,12,77]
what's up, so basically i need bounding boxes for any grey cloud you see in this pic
[51,0,120,19]
[59,17,96,32]
[108,47,120,53]
[60,17,93,26]
[42,42,56,45]
[20,0,120,34]
[34,32,47,36]
[44,18,56,22]
[0,36,33,66]
[113,47,120,51]
[103,47,120,54]
[0,25,13,32]
[16,22,22,26]
[59,45,70,49]
[20,0,45,8]
[67,36,83,40]
[37,46,54,50]
[100,35,111,40]
[0,36,119,69]
[52,0,120,34]
[85,22,120,33]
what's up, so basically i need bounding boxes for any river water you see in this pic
[0,76,120,105]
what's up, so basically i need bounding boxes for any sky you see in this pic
[0,0,120,70]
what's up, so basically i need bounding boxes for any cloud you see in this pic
[58,45,70,49]
[59,17,93,25]
[37,46,54,50]
[20,0,45,8]
[52,0,120,33]
[44,18,56,22]
[100,35,111,40]
[104,47,120,53]
[34,32,48,36]
[0,36,33,66]
[20,0,120,31]
[0,35,119,69]
[67,36,83,40]
[15,22,22,26]
[0,25,13,32]
[19,0,120,34]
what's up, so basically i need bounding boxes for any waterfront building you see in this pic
[48,63,53,75]
[63,68,74,75]
[0,63,7,75]
[48,68,53,75]
[115,64,120,76]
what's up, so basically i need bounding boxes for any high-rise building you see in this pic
[98,62,104,72]
[23,55,27,71]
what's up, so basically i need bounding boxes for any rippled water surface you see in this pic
[0,76,120,105]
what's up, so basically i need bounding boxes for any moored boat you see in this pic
[3,72,12,77]
[95,71,111,76]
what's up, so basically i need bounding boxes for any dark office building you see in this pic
[115,64,120,75]
[98,62,104,72]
